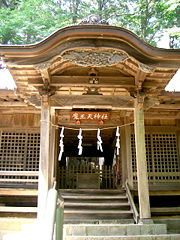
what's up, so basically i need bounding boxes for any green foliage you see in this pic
[0,0,179,48]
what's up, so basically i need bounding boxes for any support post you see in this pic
[49,108,56,188]
[134,98,151,221]
[120,118,133,188]
[38,94,51,220]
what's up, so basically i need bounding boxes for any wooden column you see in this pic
[134,98,151,221]
[120,126,127,187]
[125,118,133,189]
[120,119,133,188]
[49,108,56,187]
[176,120,180,160]
[38,94,51,220]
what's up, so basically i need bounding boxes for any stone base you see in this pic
[64,223,167,237]
[139,218,154,224]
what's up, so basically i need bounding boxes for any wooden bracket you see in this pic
[135,70,147,91]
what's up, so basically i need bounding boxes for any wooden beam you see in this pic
[0,189,38,196]
[0,101,28,107]
[134,98,151,221]
[51,95,135,109]
[144,111,180,119]
[153,104,180,110]
[37,94,51,220]
[28,76,135,88]
[52,76,134,85]
[28,94,135,109]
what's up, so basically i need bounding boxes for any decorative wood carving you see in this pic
[62,49,129,67]
[138,63,155,73]
[28,94,134,109]
[34,61,51,70]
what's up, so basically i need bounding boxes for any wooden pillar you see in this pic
[49,108,56,187]
[134,99,151,221]
[120,126,127,187]
[38,94,51,220]
[125,119,133,189]
[176,120,180,160]
[120,118,133,188]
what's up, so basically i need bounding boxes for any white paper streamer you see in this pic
[58,127,64,161]
[77,128,83,155]
[116,126,120,155]
[97,128,103,152]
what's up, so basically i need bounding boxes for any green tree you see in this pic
[0,0,179,48]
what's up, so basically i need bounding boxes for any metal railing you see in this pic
[125,180,139,224]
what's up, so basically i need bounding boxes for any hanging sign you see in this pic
[70,111,110,121]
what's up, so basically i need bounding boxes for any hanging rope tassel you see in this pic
[97,128,103,152]
[58,126,64,161]
[77,128,83,155]
[116,126,120,155]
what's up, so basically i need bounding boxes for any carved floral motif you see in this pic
[62,49,129,67]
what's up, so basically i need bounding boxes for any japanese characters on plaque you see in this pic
[70,111,110,121]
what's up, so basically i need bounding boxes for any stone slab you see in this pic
[64,234,180,240]
[64,224,167,237]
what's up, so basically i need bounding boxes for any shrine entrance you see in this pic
[57,126,121,190]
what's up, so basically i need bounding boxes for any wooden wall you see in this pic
[0,113,40,129]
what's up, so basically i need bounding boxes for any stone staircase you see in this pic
[61,189,180,239]
[60,189,134,223]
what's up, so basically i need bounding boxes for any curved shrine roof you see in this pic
[0,25,180,104]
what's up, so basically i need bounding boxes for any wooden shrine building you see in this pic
[0,17,180,226]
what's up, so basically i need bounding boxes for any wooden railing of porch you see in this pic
[0,171,39,184]
[133,172,180,185]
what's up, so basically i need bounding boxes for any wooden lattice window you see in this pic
[131,132,180,182]
[152,133,179,182]
[131,134,152,173]
[26,133,40,171]
[0,131,40,182]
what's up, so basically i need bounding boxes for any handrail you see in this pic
[56,192,64,240]
[125,180,139,224]
[40,182,64,240]
[43,182,58,240]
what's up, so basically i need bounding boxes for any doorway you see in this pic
[57,128,121,189]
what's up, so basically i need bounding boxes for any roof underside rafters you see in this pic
[0,25,179,111]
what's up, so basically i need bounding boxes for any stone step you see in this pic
[64,219,134,224]
[64,223,167,237]
[64,235,180,240]
[0,219,37,240]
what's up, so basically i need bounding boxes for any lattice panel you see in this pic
[152,133,179,180]
[26,133,40,171]
[131,134,152,175]
[131,134,136,174]
[0,131,40,182]
[0,132,26,171]
[131,132,180,183]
